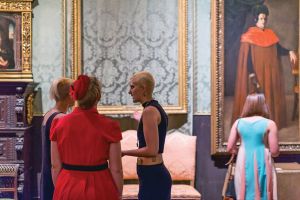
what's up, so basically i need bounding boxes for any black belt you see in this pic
[62,161,108,171]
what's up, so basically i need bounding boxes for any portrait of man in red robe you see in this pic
[223,0,299,141]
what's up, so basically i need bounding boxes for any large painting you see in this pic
[0,0,32,81]
[211,0,300,154]
[70,0,187,114]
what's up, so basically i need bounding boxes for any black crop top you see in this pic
[137,99,168,153]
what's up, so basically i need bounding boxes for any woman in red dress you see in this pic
[50,75,123,200]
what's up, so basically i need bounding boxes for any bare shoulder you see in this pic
[233,119,240,125]
[267,119,277,129]
[142,106,160,120]
[143,106,159,115]
[231,119,240,128]
[54,113,66,119]
[49,113,66,126]
[42,110,55,125]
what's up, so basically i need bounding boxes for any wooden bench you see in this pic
[121,130,201,200]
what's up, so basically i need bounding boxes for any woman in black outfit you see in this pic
[40,78,74,200]
[122,71,172,200]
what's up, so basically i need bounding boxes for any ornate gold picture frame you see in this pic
[70,0,187,114]
[211,0,300,154]
[0,0,32,82]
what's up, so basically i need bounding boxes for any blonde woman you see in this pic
[41,77,74,200]
[122,71,172,200]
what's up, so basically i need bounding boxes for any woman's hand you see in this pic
[230,146,238,155]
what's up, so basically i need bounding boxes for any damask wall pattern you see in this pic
[82,0,179,106]
[32,0,64,114]
[194,0,211,114]
[31,0,209,134]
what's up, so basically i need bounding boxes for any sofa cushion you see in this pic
[122,184,138,200]
[171,185,201,199]
[121,130,139,179]
[123,184,201,200]
[121,130,201,200]
[121,130,197,182]
[164,131,196,181]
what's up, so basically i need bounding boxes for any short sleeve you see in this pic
[103,120,122,143]
[50,118,60,141]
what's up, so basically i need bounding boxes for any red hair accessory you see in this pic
[70,75,90,100]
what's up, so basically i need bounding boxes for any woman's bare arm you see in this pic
[51,141,62,185]
[227,120,239,154]
[109,142,123,197]
[267,120,279,157]
[122,106,159,157]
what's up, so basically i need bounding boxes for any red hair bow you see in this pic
[70,75,90,100]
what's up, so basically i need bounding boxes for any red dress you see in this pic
[50,107,122,200]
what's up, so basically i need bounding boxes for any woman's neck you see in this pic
[54,101,69,113]
[141,97,153,105]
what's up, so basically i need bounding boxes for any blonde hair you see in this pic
[240,93,270,118]
[132,71,155,95]
[50,78,73,102]
[77,76,102,109]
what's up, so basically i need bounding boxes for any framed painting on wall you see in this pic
[211,0,300,154]
[0,0,32,82]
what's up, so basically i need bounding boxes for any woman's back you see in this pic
[235,117,277,200]
[40,111,62,200]
[50,107,122,200]
[238,117,268,149]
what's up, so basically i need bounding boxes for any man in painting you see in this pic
[232,4,297,129]
[0,26,14,69]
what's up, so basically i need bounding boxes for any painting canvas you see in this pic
[0,1,33,82]
[212,0,300,154]
[0,13,21,71]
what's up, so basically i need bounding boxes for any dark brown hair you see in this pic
[252,4,269,22]
[77,76,102,109]
[240,93,270,118]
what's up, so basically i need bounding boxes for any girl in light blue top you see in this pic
[227,93,279,200]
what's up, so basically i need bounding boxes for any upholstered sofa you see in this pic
[121,130,201,200]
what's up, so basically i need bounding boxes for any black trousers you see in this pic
[137,163,172,200]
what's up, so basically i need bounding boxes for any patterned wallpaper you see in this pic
[32,0,64,114]
[82,0,179,106]
[194,0,211,114]
[31,0,212,134]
